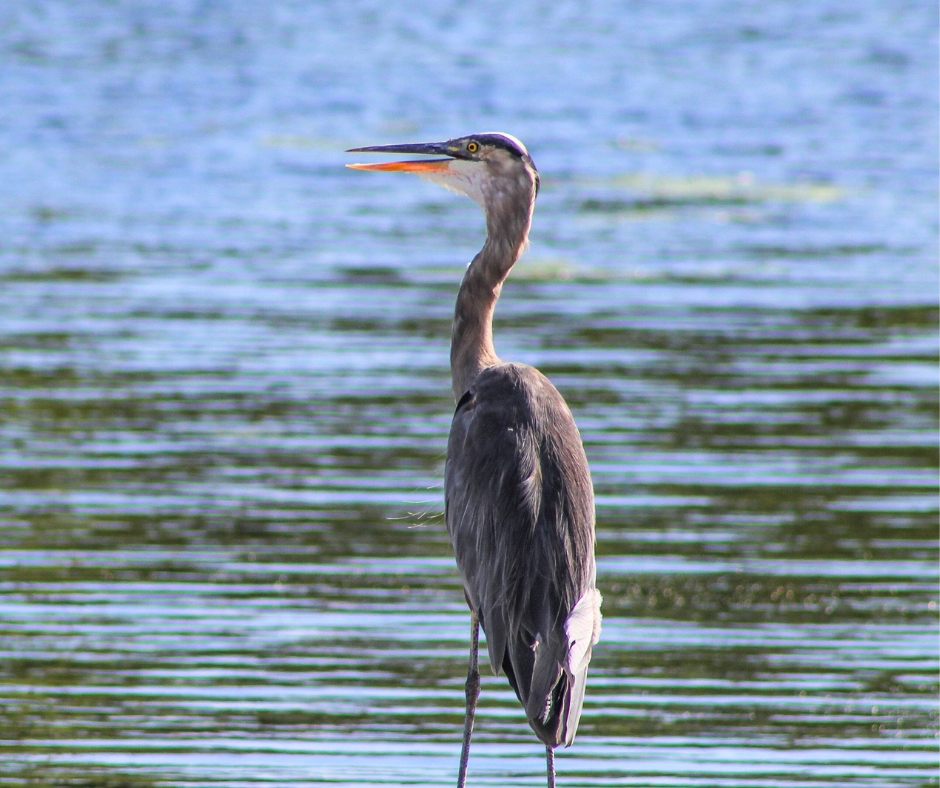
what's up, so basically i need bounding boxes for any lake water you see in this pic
[0,1,937,786]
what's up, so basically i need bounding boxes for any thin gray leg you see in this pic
[546,745,556,788]
[457,611,481,788]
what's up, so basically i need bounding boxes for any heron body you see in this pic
[348,133,602,785]
[447,362,600,747]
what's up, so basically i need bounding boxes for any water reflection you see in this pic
[0,0,937,786]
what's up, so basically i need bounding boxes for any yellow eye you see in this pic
[466,141,479,153]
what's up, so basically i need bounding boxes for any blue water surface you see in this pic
[0,1,937,786]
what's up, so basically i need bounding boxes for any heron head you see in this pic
[347,133,539,218]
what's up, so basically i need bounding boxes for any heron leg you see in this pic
[546,746,556,788]
[457,611,481,788]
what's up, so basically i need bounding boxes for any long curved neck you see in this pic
[450,200,532,400]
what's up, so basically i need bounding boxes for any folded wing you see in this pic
[445,363,601,748]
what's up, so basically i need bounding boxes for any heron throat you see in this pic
[450,188,535,400]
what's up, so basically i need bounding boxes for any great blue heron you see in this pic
[347,133,602,788]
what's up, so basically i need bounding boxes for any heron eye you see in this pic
[466,141,479,153]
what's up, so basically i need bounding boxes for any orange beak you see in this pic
[346,140,461,174]
[346,159,452,173]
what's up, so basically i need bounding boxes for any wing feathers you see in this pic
[565,587,603,676]
[445,363,601,749]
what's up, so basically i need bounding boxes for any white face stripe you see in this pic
[477,132,529,157]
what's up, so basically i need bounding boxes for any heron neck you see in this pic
[450,209,530,400]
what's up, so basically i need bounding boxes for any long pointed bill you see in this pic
[347,141,453,156]
[346,139,479,205]
[346,140,458,173]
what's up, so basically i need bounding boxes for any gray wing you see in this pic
[445,363,602,748]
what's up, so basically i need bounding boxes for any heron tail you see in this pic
[501,588,602,748]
